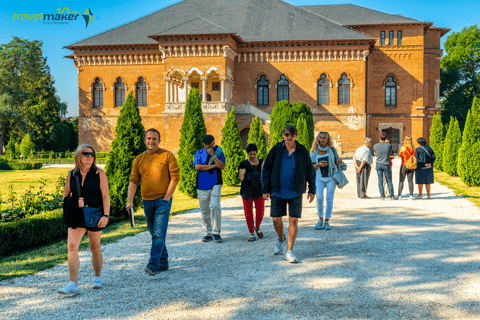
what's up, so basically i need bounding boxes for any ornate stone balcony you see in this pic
[163,101,230,114]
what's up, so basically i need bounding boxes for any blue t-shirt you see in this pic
[193,147,226,190]
[272,143,299,199]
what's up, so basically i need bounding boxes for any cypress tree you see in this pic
[19,133,36,158]
[247,115,268,160]
[269,100,293,147]
[296,114,310,149]
[429,113,446,171]
[5,139,16,159]
[443,117,462,176]
[178,87,206,198]
[221,107,244,186]
[457,97,480,185]
[105,91,146,217]
[291,101,314,148]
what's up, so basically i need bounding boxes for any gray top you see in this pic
[373,142,393,166]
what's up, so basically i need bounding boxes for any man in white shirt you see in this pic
[353,138,373,199]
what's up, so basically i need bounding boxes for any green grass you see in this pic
[0,168,240,280]
[434,169,480,209]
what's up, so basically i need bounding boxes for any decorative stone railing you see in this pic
[163,101,230,114]
[231,103,271,122]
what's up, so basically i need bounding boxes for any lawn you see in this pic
[0,167,240,280]
[434,169,480,209]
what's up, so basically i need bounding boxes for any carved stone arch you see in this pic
[275,73,291,83]
[166,67,186,78]
[382,73,400,87]
[254,73,271,88]
[113,76,128,91]
[133,76,150,91]
[336,72,354,86]
[316,73,333,85]
[205,66,220,76]
[90,77,106,92]
[186,67,203,76]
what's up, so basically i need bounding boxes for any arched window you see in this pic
[338,74,350,104]
[257,75,269,106]
[115,78,126,107]
[93,78,103,107]
[385,76,397,106]
[317,74,329,105]
[136,77,147,107]
[277,75,289,102]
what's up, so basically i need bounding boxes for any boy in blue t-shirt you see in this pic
[194,135,226,243]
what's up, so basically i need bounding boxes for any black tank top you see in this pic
[70,167,103,208]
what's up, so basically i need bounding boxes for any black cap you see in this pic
[203,135,215,143]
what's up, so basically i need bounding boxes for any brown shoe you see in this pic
[255,228,264,238]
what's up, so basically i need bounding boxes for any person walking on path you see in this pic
[239,144,265,242]
[382,138,394,197]
[398,135,416,200]
[373,132,396,200]
[310,132,343,231]
[415,137,436,199]
[262,125,315,263]
[194,135,226,243]
[59,145,110,294]
[126,129,180,276]
[353,138,373,199]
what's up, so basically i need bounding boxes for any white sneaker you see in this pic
[409,195,414,200]
[58,281,79,294]
[93,278,102,289]
[416,195,424,200]
[426,195,431,199]
[285,250,298,263]
[398,196,402,200]
[274,235,287,255]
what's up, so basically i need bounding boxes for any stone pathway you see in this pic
[1,158,480,319]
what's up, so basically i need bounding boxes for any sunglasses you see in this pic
[82,152,95,157]
[204,141,214,145]
[283,132,296,137]
[319,132,328,134]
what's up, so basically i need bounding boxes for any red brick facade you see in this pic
[69,21,448,154]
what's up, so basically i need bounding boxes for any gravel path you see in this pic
[2,158,480,320]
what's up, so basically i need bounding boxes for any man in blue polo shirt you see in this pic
[262,125,316,263]
[194,135,226,243]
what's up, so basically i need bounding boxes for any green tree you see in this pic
[296,114,310,149]
[0,37,61,150]
[178,87,206,198]
[5,139,16,159]
[49,120,77,152]
[221,107,244,186]
[269,100,314,148]
[442,117,462,176]
[19,133,36,158]
[430,113,446,170]
[457,96,480,185]
[105,92,146,217]
[247,115,268,160]
[440,25,480,129]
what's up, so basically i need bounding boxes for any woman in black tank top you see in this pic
[58,145,110,295]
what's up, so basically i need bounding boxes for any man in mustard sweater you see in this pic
[126,128,180,276]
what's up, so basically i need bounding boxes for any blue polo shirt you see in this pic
[272,142,299,199]
[193,147,226,190]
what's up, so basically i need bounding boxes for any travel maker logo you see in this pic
[13,7,94,28]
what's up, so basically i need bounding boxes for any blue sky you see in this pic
[1,0,477,116]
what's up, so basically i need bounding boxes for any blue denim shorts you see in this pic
[270,195,303,218]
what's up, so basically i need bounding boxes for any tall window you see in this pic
[257,75,269,105]
[136,77,147,107]
[338,74,350,105]
[397,31,402,45]
[381,31,385,45]
[317,74,329,105]
[389,31,394,45]
[93,78,103,107]
[277,75,289,102]
[385,76,397,106]
[115,78,126,107]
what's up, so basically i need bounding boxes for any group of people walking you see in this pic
[353,133,436,200]
[57,125,436,294]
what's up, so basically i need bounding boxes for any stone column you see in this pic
[201,77,207,102]
[435,79,441,108]
[173,82,177,102]
[220,78,226,102]
[165,79,170,103]
[183,77,189,101]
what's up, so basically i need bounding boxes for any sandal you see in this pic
[255,228,264,239]
[248,235,256,242]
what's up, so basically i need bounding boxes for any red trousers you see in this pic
[242,197,265,233]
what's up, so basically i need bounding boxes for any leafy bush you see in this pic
[269,100,314,147]
[221,107,245,186]
[296,114,310,149]
[247,115,268,160]
[457,97,480,185]
[0,209,67,256]
[178,87,206,198]
[430,113,446,171]
[0,161,42,170]
[5,139,16,159]
[105,91,146,217]
[19,134,36,158]
[442,117,462,176]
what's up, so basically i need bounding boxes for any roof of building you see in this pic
[302,4,423,26]
[66,0,374,48]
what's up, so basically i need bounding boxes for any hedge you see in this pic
[0,162,43,170]
[0,209,67,256]
[2,159,106,165]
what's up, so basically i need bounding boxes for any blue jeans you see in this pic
[316,178,337,220]
[143,197,172,271]
[376,164,394,198]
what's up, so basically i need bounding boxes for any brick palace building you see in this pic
[65,0,449,154]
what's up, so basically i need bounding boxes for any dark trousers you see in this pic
[398,165,414,196]
[356,160,371,198]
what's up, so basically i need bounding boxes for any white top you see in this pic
[354,144,373,164]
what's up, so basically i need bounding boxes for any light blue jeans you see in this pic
[143,197,172,271]
[316,177,337,220]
